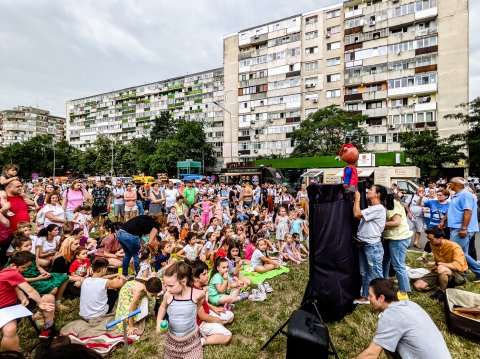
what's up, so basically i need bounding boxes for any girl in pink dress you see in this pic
[195,195,213,227]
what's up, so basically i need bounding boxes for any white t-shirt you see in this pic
[357,204,386,244]
[112,187,125,205]
[164,188,179,208]
[79,277,109,320]
[37,235,61,254]
[408,194,426,217]
[251,249,265,267]
[201,241,214,254]
[43,204,65,227]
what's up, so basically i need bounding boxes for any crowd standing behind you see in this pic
[0,164,479,359]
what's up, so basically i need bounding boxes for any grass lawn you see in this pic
[15,251,480,358]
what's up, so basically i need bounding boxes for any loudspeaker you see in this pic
[286,309,329,359]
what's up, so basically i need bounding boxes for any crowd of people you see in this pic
[0,162,479,358]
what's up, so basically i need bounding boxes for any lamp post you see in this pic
[213,101,232,166]
[110,136,116,177]
[53,141,56,183]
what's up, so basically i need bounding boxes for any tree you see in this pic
[150,111,183,143]
[445,97,480,176]
[290,105,368,157]
[399,129,465,178]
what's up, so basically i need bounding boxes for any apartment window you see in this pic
[416,36,437,49]
[305,31,318,40]
[326,9,341,19]
[366,101,382,109]
[326,89,341,98]
[366,84,382,92]
[305,61,318,71]
[390,98,408,107]
[369,135,387,144]
[347,103,359,111]
[327,41,340,51]
[416,111,434,122]
[305,77,318,86]
[305,15,318,25]
[391,26,409,35]
[326,57,341,66]
[326,25,341,35]
[326,73,340,83]
[305,46,318,55]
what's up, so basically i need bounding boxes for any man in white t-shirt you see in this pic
[79,258,125,320]
[164,181,179,212]
[405,187,427,248]
[112,180,125,223]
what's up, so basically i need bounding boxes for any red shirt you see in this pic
[193,285,210,326]
[0,268,26,308]
[69,258,91,277]
[215,248,227,259]
[7,196,31,234]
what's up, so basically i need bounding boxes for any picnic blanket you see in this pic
[240,265,290,286]
[60,313,145,356]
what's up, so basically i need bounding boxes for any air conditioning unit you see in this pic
[254,149,258,153]
[305,84,310,88]
[388,125,395,130]
[313,99,318,103]
[250,107,255,111]
[269,119,274,123]
[254,134,259,139]
[311,83,316,88]
[251,120,255,125]
[369,21,376,27]
[255,34,259,39]
[326,33,331,38]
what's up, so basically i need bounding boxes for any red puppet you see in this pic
[335,143,359,192]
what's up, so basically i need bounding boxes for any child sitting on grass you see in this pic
[9,235,69,311]
[292,232,309,257]
[208,257,249,308]
[176,232,201,262]
[35,224,61,269]
[136,246,154,279]
[251,238,281,273]
[227,242,252,289]
[69,246,91,288]
[279,233,305,265]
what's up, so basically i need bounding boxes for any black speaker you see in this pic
[286,309,329,359]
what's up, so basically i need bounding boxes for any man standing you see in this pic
[6,180,33,235]
[355,278,451,359]
[440,177,480,282]
[112,180,125,223]
[91,180,111,227]
[164,181,179,213]
[405,187,426,248]
[413,228,468,300]
[183,181,197,209]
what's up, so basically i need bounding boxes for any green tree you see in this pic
[399,129,465,178]
[290,105,368,157]
[445,97,480,176]
[150,111,183,143]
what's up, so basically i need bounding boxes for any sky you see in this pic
[0,0,478,117]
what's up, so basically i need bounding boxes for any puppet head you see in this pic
[335,143,359,164]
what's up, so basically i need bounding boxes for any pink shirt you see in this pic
[245,243,255,260]
[65,189,84,211]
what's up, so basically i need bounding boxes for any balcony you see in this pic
[414,102,437,112]
[345,42,363,52]
[238,150,251,156]
[389,105,415,115]
[286,70,301,78]
[415,27,438,38]
[250,33,268,46]
[345,9,362,19]
[344,25,363,35]
[361,72,388,85]
[415,7,437,21]
[362,90,387,101]
[363,107,388,118]
[388,83,437,97]
[415,45,438,56]
[344,77,363,86]
[415,64,437,74]
[344,93,363,102]
[238,136,251,141]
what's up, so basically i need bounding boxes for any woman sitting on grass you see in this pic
[251,238,281,273]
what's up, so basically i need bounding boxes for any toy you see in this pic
[335,143,359,193]
[160,319,169,331]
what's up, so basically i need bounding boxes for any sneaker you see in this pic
[248,289,266,302]
[5,211,14,217]
[430,290,445,302]
[263,282,273,293]
[471,275,480,283]
[353,299,370,305]
[397,292,409,300]
[39,326,59,339]
[238,292,249,301]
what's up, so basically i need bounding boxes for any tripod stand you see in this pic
[261,299,339,358]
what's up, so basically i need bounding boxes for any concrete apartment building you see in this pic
[0,106,65,146]
[222,0,468,162]
[66,68,225,168]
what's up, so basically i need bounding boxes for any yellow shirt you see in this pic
[431,240,468,273]
[383,200,414,240]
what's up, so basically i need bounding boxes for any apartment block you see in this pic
[66,68,225,168]
[0,106,65,146]
[222,0,468,163]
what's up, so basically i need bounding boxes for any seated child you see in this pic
[191,259,233,346]
[244,235,257,261]
[69,247,91,287]
[227,242,252,289]
[6,222,38,257]
[115,276,162,335]
[9,236,69,311]
[177,232,201,261]
[199,232,215,264]
[136,246,154,279]
[208,257,249,307]
[154,240,177,275]
[1,251,56,347]
[279,233,305,265]
[251,239,281,273]
[292,233,309,257]
[35,224,61,269]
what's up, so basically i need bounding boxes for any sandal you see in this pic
[413,244,421,249]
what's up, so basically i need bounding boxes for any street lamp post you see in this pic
[213,101,232,166]
[53,143,56,183]
[110,137,115,178]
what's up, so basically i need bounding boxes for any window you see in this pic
[305,46,318,55]
[347,103,359,111]
[326,73,340,83]
[366,101,382,109]
[305,61,318,71]
[305,31,318,40]
[305,16,318,25]
[326,25,341,35]
[390,98,408,107]
[305,77,317,86]
[326,89,341,98]
[327,42,340,50]
[326,9,341,19]
[326,57,341,66]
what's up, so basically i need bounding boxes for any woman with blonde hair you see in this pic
[51,236,83,298]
